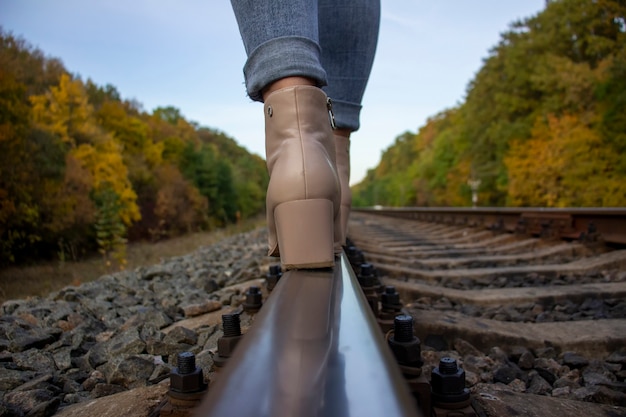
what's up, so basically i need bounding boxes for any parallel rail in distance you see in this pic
[194,252,419,417]
[354,207,626,245]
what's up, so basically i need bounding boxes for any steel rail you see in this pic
[193,252,420,417]
[355,207,626,245]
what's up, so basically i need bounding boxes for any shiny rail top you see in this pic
[193,253,419,417]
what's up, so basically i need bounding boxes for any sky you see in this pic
[1,0,546,185]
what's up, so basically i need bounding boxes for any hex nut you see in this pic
[388,335,423,367]
[431,359,470,404]
[381,286,402,311]
[169,368,206,393]
[243,286,263,312]
[431,366,466,395]
[217,334,242,358]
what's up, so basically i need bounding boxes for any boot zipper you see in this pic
[327,98,337,130]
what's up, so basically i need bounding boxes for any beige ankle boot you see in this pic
[334,134,351,248]
[264,85,341,269]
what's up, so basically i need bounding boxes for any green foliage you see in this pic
[93,185,127,268]
[0,68,42,263]
[354,0,626,208]
[596,42,626,165]
[196,128,268,219]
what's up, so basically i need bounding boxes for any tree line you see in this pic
[0,29,268,266]
[353,0,626,208]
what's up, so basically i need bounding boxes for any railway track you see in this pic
[193,208,626,416]
[349,210,626,358]
[2,208,625,416]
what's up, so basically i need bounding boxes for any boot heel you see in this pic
[274,199,335,269]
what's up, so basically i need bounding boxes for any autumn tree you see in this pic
[153,165,209,238]
[0,70,40,263]
[354,0,626,208]
[30,73,98,147]
[0,30,269,265]
[506,114,626,207]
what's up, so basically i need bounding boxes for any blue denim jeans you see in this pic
[230,0,380,132]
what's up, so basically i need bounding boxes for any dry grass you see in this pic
[0,217,265,304]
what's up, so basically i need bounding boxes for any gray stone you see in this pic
[508,346,530,362]
[0,400,24,416]
[561,351,589,368]
[488,347,509,364]
[12,349,56,373]
[533,358,560,385]
[527,374,552,395]
[553,369,581,389]
[0,367,31,391]
[517,351,535,370]
[494,365,521,385]
[141,265,173,280]
[583,371,615,386]
[453,339,482,357]
[591,386,626,407]
[90,383,125,398]
[145,339,185,357]
[120,307,173,330]
[81,370,105,392]
[52,347,73,371]
[507,378,526,392]
[1,317,59,353]
[462,355,495,374]
[11,374,56,393]
[535,347,557,359]
[163,326,197,346]
[551,386,571,398]
[606,350,626,365]
[3,389,58,415]
[107,355,155,389]
[535,368,557,385]
[107,328,146,357]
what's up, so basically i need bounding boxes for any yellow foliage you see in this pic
[144,141,164,167]
[505,113,626,207]
[71,140,141,225]
[30,74,97,146]
[443,158,472,206]
[97,101,151,155]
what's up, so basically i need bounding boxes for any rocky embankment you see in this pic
[0,229,267,416]
[0,227,624,416]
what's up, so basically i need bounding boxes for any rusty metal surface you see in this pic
[193,253,420,417]
[356,207,626,244]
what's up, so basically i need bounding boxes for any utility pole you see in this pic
[467,178,481,208]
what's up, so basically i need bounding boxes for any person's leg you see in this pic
[230,0,326,101]
[231,0,341,269]
[318,0,381,245]
[319,0,380,132]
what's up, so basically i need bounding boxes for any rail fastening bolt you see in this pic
[346,246,365,271]
[243,285,263,312]
[169,351,207,394]
[388,314,423,367]
[222,313,242,337]
[358,263,377,288]
[431,357,470,405]
[381,285,402,312]
[266,264,282,291]
[177,351,196,374]
[214,313,243,367]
